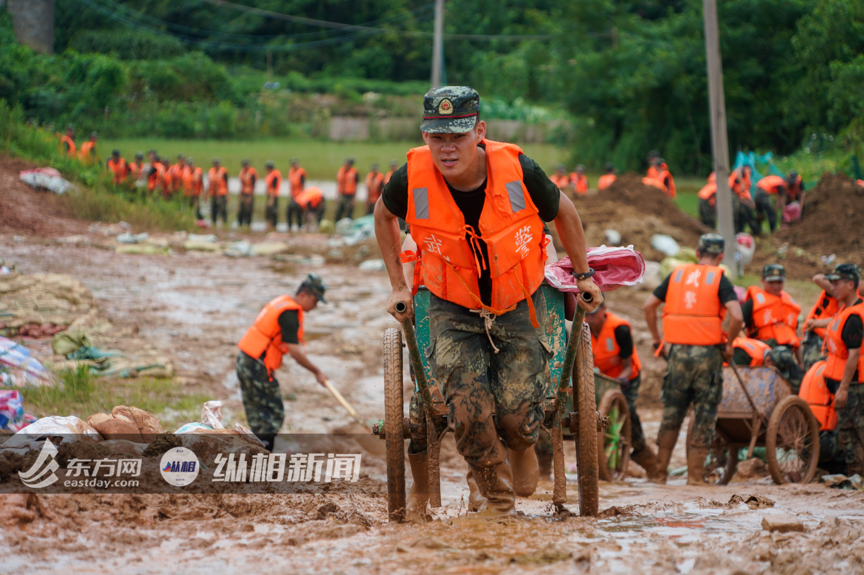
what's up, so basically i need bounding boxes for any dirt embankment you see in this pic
[749,173,864,277]
[573,173,710,261]
[0,156,85,238]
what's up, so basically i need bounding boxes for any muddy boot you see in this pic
[630,446,658,479]
[466,469,487,512]
[686,447,709,486]
[406,451,431,522]
[471,463,516,518]
[648,431,678,484]
[509,447,539,497]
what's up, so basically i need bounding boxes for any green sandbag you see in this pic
[51,330,93,355]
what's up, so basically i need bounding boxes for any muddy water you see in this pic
[3,239,864,574]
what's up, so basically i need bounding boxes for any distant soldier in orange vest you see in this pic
[374,86,601,519]
[334,157,359,221]
[549,164,570,190]
[644,233,744,484]
[166,154,187,195]
[296,186,326,229]
[237,159,258,228]
[58,125,76,157]
[147,155,167,195]
[185,158,204,221]
[365,163,385,215]
[570,164,588,195]
[78,132,98,165]
[207,157,229,227]
[384,160,399,185]
[264,160,282,229]
[802,273,841,370]
[236,274,329,450]
[106,150,130,186]
[128,152,145,188]
[742,264,803,365]
[597,163,616,190]
[586,302,656,477]
[755,175,785,231]
[286,158,307,230]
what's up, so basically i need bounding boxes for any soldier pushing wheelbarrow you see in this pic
[373,87,602,520]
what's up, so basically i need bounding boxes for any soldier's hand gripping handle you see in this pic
[388,287,414,323]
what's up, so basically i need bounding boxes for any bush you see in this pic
[68,29,186,60]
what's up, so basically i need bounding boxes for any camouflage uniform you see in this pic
[211,195,227,225]
[768,345,804,394]
[428,290,550,468]
[660,344,724,449]
[236,351,284,442]
[836,384,864,476]
[801,333,825,372]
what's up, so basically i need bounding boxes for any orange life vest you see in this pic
[296,186,323,210]
[549,174,570,189]
[59,135,77,157]
[805,290,840,340]
[208,166,228,196]
[662,264,727,346]
[78,141,96,163]
[786,174,803,201]
[659,167,676,198]
[597,174,616,190]
[190,167,203,196]
[757,175,785,195]
[571,173,588,195]
[337,166,358,195]
[698,182,717,205]
[384,170,395,185]
[168,163,186,191]
[265,169,282,196]
[647,165,660,179]
[237,295,305,376]
[642,176,667,193]
[799,361,837,431]
[822,302,864,382]
[591,312,641,379]
[732,337,771,366]
[746,286,801,348]
[366,172,385,204]
[289,166,306,197]
[107,158,127,185]
[404,139,547,327]
[178,166,193,196]
[240,167,258,195]
[148,163,166,192]
[129,162,142,180]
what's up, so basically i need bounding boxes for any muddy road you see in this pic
[2,238,864,574]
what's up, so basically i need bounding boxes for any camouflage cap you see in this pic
[135,151,144,159]
[241,158,250,165]
[697,233,725,255]
[299,273,327,304]
[212,156,221,164]
[825,263,861,283]
[420,86,480,133]
[112,149,121,156]
[265,160,275,169]
[762,264,786,280]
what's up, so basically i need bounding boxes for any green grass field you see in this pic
[100,138,569,181]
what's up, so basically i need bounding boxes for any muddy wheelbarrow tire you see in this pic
[574,322,599,516]
[597,389,631,481]
[383,327,406,522]
[766,395,820,485]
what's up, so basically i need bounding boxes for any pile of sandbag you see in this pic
[0,272,94,338]
[87,405,164,442]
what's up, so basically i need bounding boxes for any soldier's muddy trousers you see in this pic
[427,291,551,469]
[658,344,724,450]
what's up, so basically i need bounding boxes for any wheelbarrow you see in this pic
[373,284,602,521]
[687,364,821,485]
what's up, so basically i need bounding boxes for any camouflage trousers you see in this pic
[236,351,284,445]
[659,344,724,449]
[237,194,254,227]
[265,197,279,227]
[836,384,864,476]
[334,194,356,221]
[428,291,551,468]
[210,195,227,224]
[801,332,825,372]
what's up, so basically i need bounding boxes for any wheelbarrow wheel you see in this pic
[383,327,406,522]
[597,389,631,481]
[686,417,738,485]
[574,322,599,516]
[766,395,820,484]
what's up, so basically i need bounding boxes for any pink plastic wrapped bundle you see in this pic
[545,245,645,293]
[782,202,801,224]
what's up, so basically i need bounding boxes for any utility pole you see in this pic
[703,0,736,276]
[431,0,444,87]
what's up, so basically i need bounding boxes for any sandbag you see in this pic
[112,405,164,435]
[90,414,142,442]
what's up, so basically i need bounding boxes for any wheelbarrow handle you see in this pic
[394,302,435,426]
